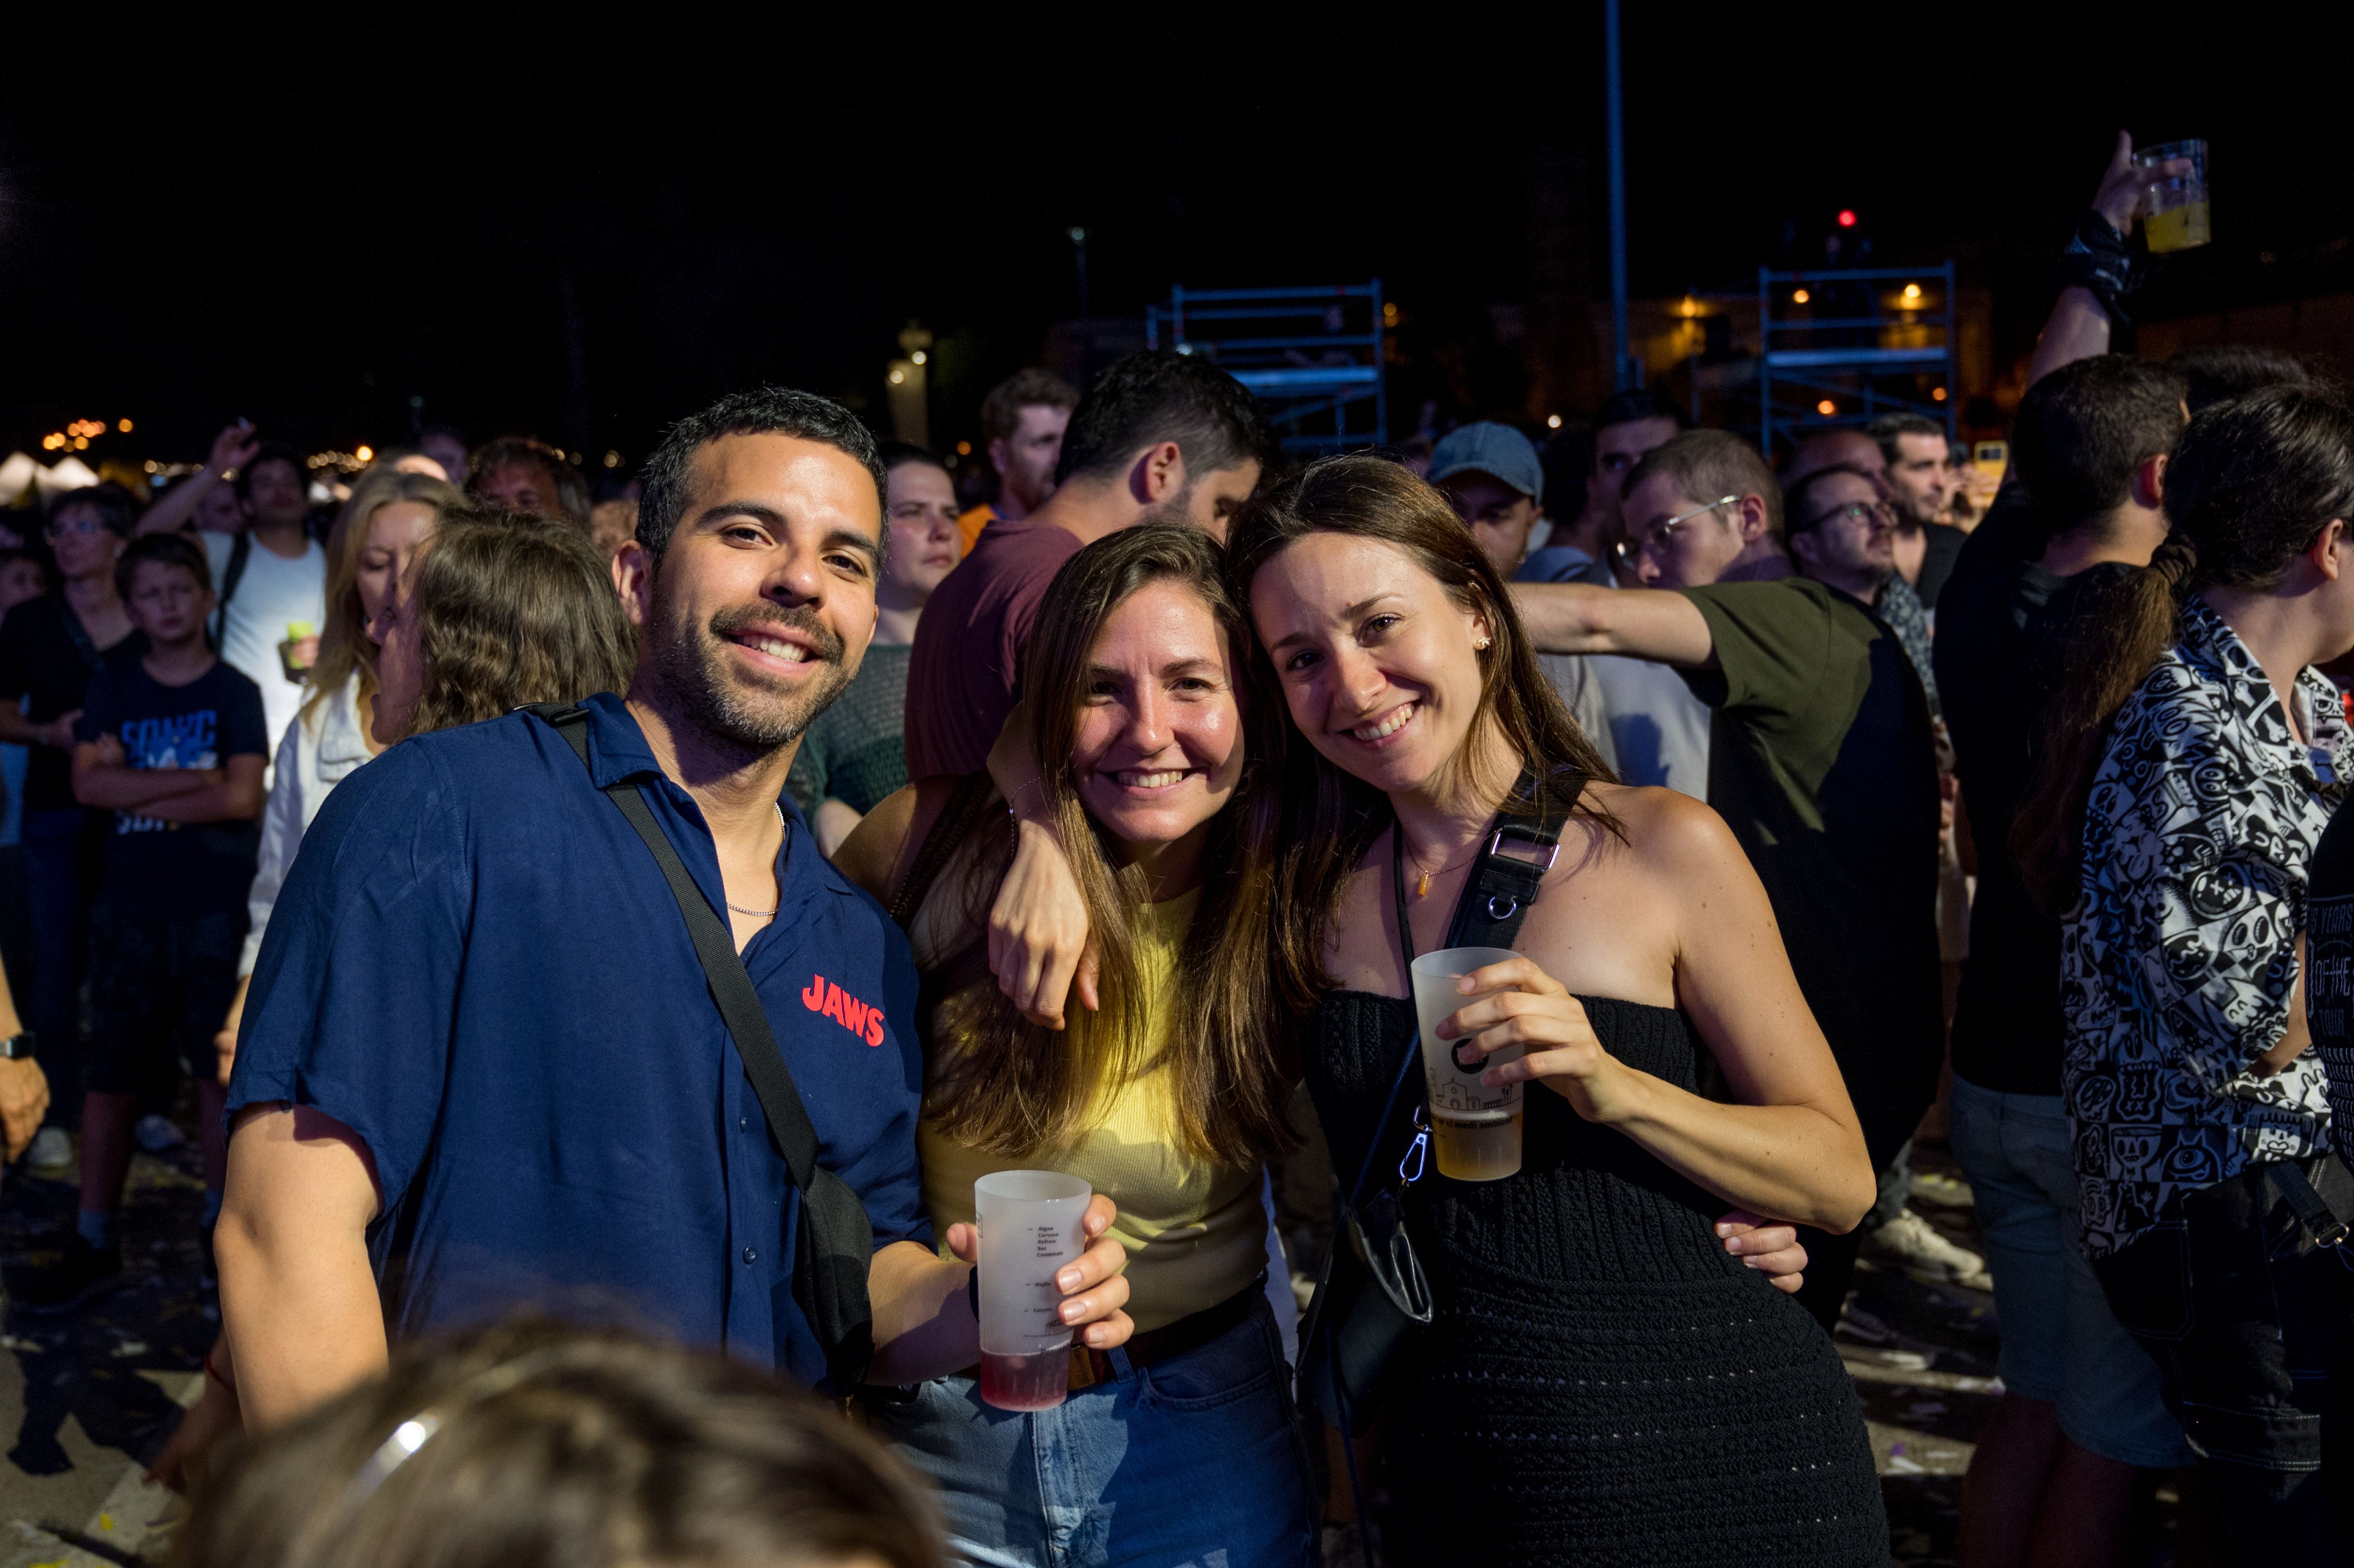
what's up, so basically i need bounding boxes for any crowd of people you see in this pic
[0,130,2350,1566]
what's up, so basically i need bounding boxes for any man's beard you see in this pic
[1132,479,1201,532]
[651,600,854,755]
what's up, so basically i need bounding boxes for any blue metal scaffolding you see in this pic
[1145,282,1387,454]
[1756,262,1956,458]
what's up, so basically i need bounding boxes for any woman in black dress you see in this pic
[1228,456,1888,1565]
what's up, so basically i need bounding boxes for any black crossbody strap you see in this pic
[534,703,821,1189]
[1443,767,1580,951]
[210,529,253,650]
[2268,1158,2350,1248]
[1343,766,1585,1207]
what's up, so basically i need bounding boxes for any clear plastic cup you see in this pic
[2135,139,2209,254]
[973,1170,1093,1410]
[1409,947,1524,1182]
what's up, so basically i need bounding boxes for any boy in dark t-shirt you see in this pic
[23,532,266,1311]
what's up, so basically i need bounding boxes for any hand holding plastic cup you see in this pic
[2134,139,2209,254]
[973,1170,1094,1410]
[1410,947,1525,1182]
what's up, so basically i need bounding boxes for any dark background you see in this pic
[1,6,2341,468]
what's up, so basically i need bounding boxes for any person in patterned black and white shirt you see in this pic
[2017,386,2354,1552]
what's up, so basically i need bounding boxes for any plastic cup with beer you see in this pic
[2135,139,2209,254]
[973,1170,1094,1410]
[1410,947,1525,1182]
[278,619,319,683]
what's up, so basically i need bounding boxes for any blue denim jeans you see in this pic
[867,1295,1315,1568]
[1948,1075,2190,1468]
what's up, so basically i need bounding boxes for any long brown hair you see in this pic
[1223,454,1619,1015]
[922,524,1293,1167]
[305,469,465,724]
[170,1319,941,1568]
[391,507,637,741]
[2014,385,2354,914]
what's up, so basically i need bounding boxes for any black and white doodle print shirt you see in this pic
[2061,595,2348,1259]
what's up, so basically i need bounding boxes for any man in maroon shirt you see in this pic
[904,351,1268,779]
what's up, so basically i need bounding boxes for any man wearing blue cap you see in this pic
[1429,422,1618,773]
[1429,422,1551,578]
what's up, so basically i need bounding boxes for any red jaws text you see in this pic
[802,974,886,1047]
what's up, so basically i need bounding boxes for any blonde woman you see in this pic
[212,471,463,1087]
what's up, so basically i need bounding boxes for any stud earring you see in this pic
[1475,636,1493,650]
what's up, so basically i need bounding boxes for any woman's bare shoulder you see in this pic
[1574,781,1744,879]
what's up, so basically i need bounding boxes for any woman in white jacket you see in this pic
[213,469,464,1085]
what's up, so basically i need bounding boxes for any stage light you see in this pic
[1932,387,1948,402]
[1816,400,1837,416]
[118,418,133,433]
[956,441,972,455]
[1837,210,1857,228]
[1902,283,1922,301]
[355,445,374,463]
[1793,289,1811,304]
[604,450,621,468]
[911,350,927,365]
[888,369,905,385]
[1547,414,1563,429]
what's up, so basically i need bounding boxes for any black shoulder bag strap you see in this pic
[1301,765,1584,1446]
[208,529,253,650]
[528,703,876,1390]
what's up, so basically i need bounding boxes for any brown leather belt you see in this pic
[960,1279,1261,1392]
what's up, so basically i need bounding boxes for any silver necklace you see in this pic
[725,804,787,918]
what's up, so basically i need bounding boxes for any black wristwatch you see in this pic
[0,1030,34,1061]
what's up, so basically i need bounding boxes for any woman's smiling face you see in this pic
[1068,579,1246,853]
[1249,530,1492,799]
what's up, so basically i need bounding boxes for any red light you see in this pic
[1836,210,1858,228]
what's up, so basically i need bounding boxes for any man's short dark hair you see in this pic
[1624,429,1785,542]
[115,529,212,600]
[468,436,591,522]
[2165,345,2320,416]
[875,440,950,484]
[1865,412,1947,466]
[2012,355,2189,534]
[233,442,307,504]
[50,480,141,540]
[1781,465,1882,535]
[635,387,887,569]
[1054,351,1271,486]
[979,369,1079,448]
[1592,387,1688,438]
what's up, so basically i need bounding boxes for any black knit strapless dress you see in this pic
[1307,991,1886,1567]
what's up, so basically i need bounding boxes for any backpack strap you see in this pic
[209,529,253,650]
[889,772,998,927]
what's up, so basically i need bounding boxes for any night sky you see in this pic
[2,7,2340,469]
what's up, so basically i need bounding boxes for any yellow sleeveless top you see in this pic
[920,888,1266,1332]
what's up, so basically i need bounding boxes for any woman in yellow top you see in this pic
[835,524,1311,1568]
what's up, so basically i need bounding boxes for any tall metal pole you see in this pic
[1604,0,1632,389]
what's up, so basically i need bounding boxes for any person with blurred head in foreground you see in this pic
[789,443,962,854]
[217,389,1129,1434]
[167,1319,944,1568]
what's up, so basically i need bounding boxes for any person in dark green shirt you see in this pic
[1512,507,1942,1330]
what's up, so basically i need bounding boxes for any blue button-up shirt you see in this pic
[228,692,929,1387]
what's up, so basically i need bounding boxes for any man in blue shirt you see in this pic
[218,388,1133,1427]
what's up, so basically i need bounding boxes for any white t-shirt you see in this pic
[202,530,328,768]
[1591,654,1711,800]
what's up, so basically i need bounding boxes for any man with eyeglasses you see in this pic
[1506,441,1946,1333]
